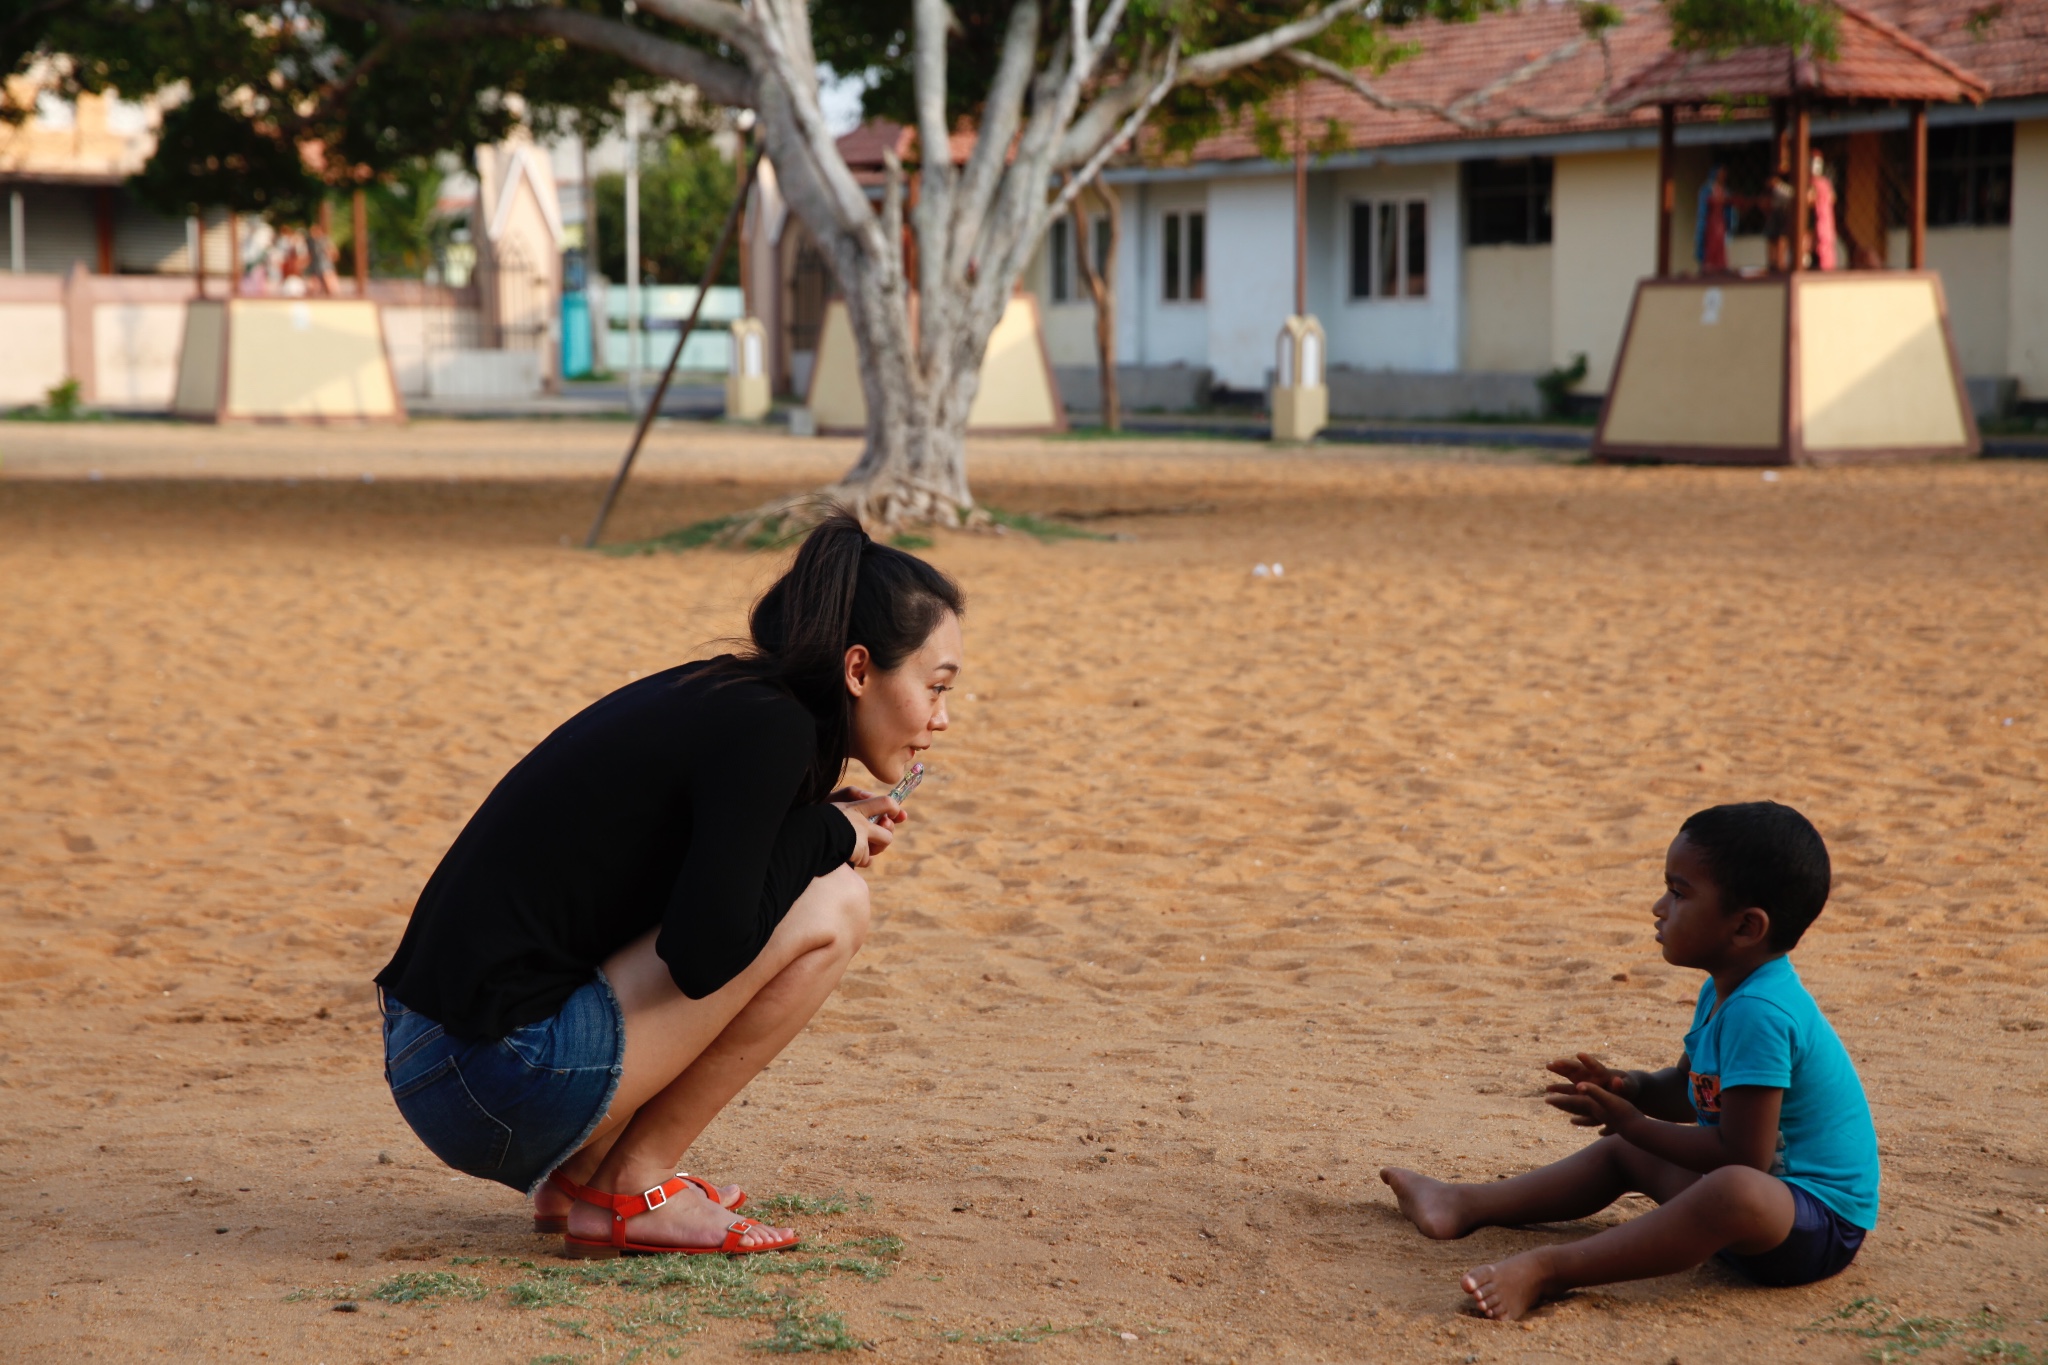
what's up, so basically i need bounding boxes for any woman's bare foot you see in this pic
[1380,1168,1472,1240]
[535,1174,740,1225]
[564,1181,792,1251]
[1462,1251,1551,1321]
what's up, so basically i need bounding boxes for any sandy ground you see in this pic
[1,420,2044,1364]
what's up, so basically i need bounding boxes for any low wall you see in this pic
[1326,367,1543,419]
[0,271,485,407]
[1054,363,1213,413]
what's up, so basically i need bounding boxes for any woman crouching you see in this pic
[373,512,962,1256]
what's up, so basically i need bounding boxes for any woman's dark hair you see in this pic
[719,510,963,803]
[1678,801,1832,951]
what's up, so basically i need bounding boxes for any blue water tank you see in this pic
[561,291,593,378]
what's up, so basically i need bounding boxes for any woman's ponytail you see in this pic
[725,509,962,802]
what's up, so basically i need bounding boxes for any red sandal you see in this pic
[533,1169,746,1234]
[560,1175,800,1259]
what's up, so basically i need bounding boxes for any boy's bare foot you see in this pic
[1380,1168,1470,1239]
[1462,1252,1550,1321]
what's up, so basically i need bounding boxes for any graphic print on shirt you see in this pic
[1690,1069,1722,1120]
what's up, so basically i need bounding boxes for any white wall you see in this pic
[1552,150,1658,389]
[1462,244,1552,372]
[1130,183,1209,371]
[2012,119,2048,398]
[92,301,186,407]
[1205,175,1294,388]
[1323,161,1462,375]
[1906,226,2010,377]
[0,302,67,403]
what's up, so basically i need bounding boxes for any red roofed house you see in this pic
[1021,0,2048,419]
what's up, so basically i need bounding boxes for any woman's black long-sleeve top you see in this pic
[375,660,857,1041]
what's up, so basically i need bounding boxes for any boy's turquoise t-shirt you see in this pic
[1683,955,1881,1229]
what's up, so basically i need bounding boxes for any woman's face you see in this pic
[844,611,962,784]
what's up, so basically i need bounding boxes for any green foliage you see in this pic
[1667,0,1840,58]
[1536,352,1589,420]
[43,378,82,419]
[818,0,1515,165]
[3,0,691,220]
[594,135,740,286]
[331,161,462,279]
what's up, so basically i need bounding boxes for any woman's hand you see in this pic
[832,794,903,867]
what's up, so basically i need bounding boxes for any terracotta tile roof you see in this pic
[1611,3,1989,105]
[1167,0,2039,167]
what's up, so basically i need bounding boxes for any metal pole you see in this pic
[584,147,760,550]
[624,96,642,414]
[1655,104,1675,278]
[192,214,205,295]
[1292,83,1306,317]
[228,210,241,294]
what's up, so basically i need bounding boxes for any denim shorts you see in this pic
[380,975,625,1197]
[1719,1182,1868,1287]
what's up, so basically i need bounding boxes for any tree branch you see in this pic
[311,0,756,109]
[1176,0,1369,83]
[948,0,1039,273]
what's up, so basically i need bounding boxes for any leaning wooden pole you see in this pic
[583,147,762,550]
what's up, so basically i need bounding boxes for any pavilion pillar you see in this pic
[1909,101,1928,269]
[1655,104,1676,278]
[1791,99,1812,271]
[228,211,241,294]
[94,188,114,275]
[353,189,370,295]
[191,214,205,296]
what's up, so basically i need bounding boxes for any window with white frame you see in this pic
[1349,198,1428,299]
[1162,209,1206,302]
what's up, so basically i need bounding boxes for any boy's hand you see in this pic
[1545,1053,1638,1100]
[1546,1080,1646,1136]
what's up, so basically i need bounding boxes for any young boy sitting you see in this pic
[1381,801,1879,1321]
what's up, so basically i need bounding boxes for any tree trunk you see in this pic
[1070,180,1121,432]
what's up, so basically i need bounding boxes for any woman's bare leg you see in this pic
[560,865,871,1250]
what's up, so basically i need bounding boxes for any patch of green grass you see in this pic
[749,1190,873,1219]
[364,1271,489,1304]
[889,532,934,550]
[509,1274,588,1310]
[984,506,1114,543]
[1808,1298,2030,1363]
[597,515,740,556]
[288,1197,889,1356]
[749,1293,863,1353]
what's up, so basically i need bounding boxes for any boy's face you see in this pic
[1653,834,1741,969]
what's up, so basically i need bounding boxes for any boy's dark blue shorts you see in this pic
[1718,1183,1867,1287]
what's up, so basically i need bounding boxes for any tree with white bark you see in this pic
[10,0,1830,531]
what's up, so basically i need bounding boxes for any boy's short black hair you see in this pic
[1678,802,1832,951]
